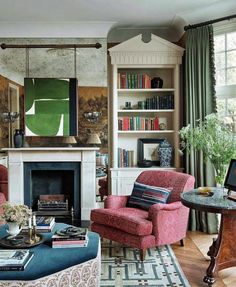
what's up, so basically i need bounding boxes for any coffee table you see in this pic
[181,188,236,286]
[0,223,101,287]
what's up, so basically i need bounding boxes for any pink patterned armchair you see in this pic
[90,170,195,260]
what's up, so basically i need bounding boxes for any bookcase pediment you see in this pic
[109,34,184,65]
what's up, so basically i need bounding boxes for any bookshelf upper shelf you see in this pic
[117,88,175,92]
[118,130,175,134]
[118,109,174,113]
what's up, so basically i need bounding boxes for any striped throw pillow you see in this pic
[128,181,171,210]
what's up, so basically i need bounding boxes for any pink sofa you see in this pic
[0,164,8,215]
[91,170,195,260]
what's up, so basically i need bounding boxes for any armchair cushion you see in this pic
[128,181,171,210]
[90,207,152,236]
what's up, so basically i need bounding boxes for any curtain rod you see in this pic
[0,43,102,49]
[184,14,236,31]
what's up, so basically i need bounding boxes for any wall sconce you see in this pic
[83,111,101,123]
[0,112,19,147]
[0,112,19,123]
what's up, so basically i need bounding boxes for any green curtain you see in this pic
[185,25,218,234]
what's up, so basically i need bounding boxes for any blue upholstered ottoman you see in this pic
[0,223,101,287]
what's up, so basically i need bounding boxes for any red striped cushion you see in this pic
[128,182,171,210]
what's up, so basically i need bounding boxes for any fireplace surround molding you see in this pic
[3,147,99,221]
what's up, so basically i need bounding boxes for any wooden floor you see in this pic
[172,231,226,287]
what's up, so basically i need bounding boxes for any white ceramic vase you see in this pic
[7,222,21,237]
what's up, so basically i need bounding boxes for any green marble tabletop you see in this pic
[181,188,236,213]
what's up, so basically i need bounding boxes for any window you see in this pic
[214,27,236,132]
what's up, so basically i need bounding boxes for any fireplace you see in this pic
[4,147,98,222]
[24,162,81,224]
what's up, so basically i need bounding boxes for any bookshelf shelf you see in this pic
[118,130,175,134]
[117,88,175,93]
[109,34,184,195]
[118,109,174,113]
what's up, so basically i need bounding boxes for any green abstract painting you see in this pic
[25,78,70,136]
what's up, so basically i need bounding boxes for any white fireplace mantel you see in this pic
[3,147,99,221]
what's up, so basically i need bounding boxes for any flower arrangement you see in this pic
[179,113,236,185]
[0,202,32,226]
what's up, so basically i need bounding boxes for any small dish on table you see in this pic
[198,187,214,197]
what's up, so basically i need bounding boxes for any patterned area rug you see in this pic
[100,239,190,287]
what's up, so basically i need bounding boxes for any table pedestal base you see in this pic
[203,214,236,286]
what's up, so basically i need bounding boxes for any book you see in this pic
[52,243,88,248]
[36,216,55,227]
[22,217,55,233]
[0,251,34,271]
[52,233,87,241]
[0,250,29,265]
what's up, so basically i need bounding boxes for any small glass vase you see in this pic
[7,222,21,237]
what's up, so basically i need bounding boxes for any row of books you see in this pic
[0,250,33,271]
[118,116,160,131]
[52,227,88,248]
[118,148,135,167]
[139,95,174,110]
[118,73,152,89]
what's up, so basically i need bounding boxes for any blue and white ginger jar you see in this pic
[159,139,172,167]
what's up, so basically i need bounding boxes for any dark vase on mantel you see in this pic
[13,129,24,148]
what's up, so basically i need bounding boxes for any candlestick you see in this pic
[28,217,32,229]
[33,214,36,227]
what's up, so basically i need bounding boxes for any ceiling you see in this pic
[0,0,235,40]
[0,0,235,86]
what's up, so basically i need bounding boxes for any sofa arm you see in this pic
[149,201,190,245]
[104,195,129,209]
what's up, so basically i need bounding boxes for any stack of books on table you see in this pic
[52,227,88,248]
[22,216,55,233]
[36,216,55,232]
[0,250,34,271]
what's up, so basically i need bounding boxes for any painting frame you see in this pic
[138,138,165,166]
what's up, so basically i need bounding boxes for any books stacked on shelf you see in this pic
[118,148,134,167]
[0,250,34,271]
[145,94,174,109]
[52,227,88,248]
[118,116,159,131]
[118,72,151,89]
[22,216,55,233]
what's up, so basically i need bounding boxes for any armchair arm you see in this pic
[148,201,189,246]
[104,195,130,209]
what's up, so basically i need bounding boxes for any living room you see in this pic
[0,0,236,286]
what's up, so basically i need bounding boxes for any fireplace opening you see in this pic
[31,170,74,210]
[24,162,81,225]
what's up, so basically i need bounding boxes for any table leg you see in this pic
[203,214,236,286]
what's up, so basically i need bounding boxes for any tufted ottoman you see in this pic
[0,223,101,287]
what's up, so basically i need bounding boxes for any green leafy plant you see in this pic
[179,113,236,185]
[0,202,31,226]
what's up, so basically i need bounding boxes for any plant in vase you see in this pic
[179,113,236,186]
[0,202,32,236]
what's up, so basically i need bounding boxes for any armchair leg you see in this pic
[140,249,146,261]
[180,239,184,246]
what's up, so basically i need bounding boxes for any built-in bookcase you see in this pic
[108,34,184,195]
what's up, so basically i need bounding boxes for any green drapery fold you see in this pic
[185,25,218,234]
